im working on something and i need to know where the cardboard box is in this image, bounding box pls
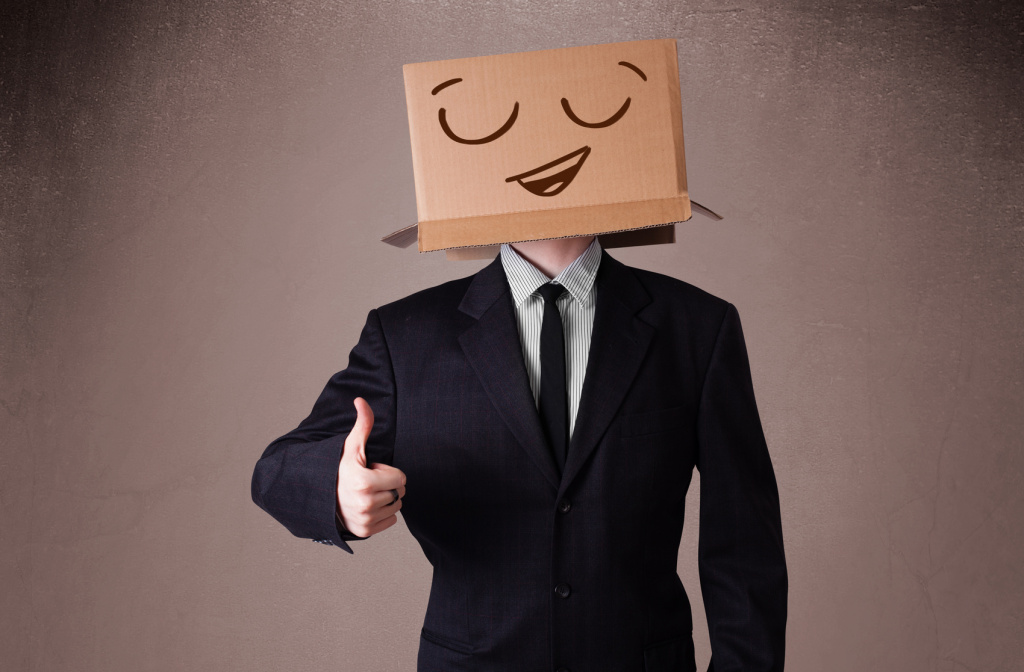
[382,38,719,259]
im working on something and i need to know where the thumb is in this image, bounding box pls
[369,462,408,487]
[342,397,374,468]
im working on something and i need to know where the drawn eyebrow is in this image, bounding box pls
[431,78,463,95]
[618,61,647,81]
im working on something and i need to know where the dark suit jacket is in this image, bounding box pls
[251,250,787,672]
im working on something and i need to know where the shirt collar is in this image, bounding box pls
[500,237,602,307]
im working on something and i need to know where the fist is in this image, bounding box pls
[336,397,407,538]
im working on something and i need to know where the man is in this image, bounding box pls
[251,233,788,672]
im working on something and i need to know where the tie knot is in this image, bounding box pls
[538,282,566,305]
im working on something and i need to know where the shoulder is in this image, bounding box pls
[607,253,732,325]
[382,274,475,312]
[370,262,485,338]
[630,264,728,309]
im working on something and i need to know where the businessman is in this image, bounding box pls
[251,233,788,672]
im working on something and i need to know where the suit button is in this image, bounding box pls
[558,499,571,513]
[554,583,571,598]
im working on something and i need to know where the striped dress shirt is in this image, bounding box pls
[499,237,602,439]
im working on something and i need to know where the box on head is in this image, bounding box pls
[382,38,721,260]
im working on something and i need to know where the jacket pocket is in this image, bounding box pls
[643,633,696,672]
[420,626,474,655]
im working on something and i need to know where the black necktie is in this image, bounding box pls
[538,282,569,473]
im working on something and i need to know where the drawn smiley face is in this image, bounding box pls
[431,60,648,197]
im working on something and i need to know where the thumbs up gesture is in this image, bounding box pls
[336,397,407,538]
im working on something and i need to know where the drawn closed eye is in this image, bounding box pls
[559,60,645,129]
[560,96,631,129]
[438,103,519,145]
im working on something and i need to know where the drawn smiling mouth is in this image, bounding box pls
[505,146,591,197]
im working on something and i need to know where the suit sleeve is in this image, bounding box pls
[695,303,788,671]
[251,308,397,554]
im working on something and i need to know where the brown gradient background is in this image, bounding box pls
[2,1,1022,670]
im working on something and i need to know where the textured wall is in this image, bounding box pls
[2,1,1022,670]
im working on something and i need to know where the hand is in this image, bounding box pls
[336,397,407,538]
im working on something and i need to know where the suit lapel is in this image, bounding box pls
[558,251,654,501]
[458,256,562,492]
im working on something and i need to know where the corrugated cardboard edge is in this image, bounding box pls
[381,223,419,248]
[689,200,723,220]
[416,195,690,251]
[402,63,430,228]
[381,199,723,255]
[444,222,678,260]
[665,39,689,198]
